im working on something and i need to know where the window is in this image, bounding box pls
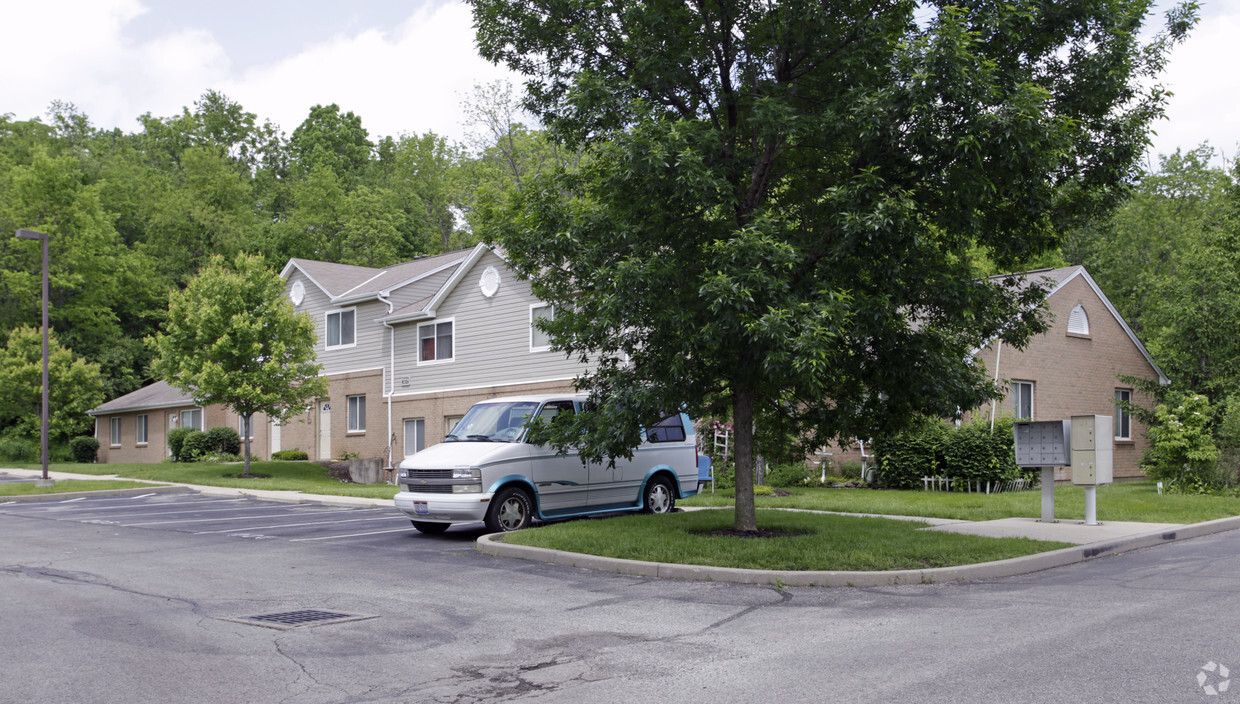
[1115,389,1133,439]
[347,395,366,433]
[404,418,425,456]
[239,415,254,440]
[1067,304,1089,335]
[326,309,356,349]
[110,417,121,446]
[531,304,555,351]
[445,415,463,436]
[179,409,202,431]
[136,414,148,445]
[647,414,687,443]
[1012,381,1034,421]
[419,320,454,363]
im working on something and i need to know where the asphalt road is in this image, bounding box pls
[2,490,1238,703]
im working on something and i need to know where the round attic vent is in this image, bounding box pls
[480,266,501,298]
[290,281,305,306]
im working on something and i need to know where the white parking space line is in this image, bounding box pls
[289,527,414,542]
[59,503,322,520]
[34,497,248,511]
[59,498,87,503]
[194,514,406,534]
[121,507,371,527]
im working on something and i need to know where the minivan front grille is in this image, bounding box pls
[405,469,453,479]
[403,484,453,493]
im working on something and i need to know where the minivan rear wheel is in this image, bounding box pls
[485,487,533,532]
[643,477,675,514]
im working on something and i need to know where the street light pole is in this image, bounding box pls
[15,229,52,486]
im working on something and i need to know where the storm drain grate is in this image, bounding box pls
[226,609,376,630]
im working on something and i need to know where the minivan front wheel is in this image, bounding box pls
[486,487,533,532]
[643,477,675,514]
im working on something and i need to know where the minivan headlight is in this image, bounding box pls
[452,467,481,480]
[452,484,483,493]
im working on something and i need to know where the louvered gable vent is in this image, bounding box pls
[1068,304,1089,335]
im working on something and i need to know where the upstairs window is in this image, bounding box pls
[531,304,555,351]
[1012,381,1034,421]
[1067,304,1089,336]
[326,309,356,349]
[419,320,454,363]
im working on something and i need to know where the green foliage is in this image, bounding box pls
[764,463,815,489]
[1141,393,1221,493]
[471,0,1191,531]
[271,449,309,461]
[1216,396,1240,487]
[150,252,328,475]
[179,430,211,462]
[166,427,195,463]
[0,436,37,462]
[839,462,864,481]
[875,417,1027,491]
[69,436,99,463]
[204,425,241,456]
[0,326,104,443]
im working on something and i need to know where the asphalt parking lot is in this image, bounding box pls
[0,489,450,545]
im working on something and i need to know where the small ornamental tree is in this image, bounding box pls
[151,253,328,476]
[0,325,104,444]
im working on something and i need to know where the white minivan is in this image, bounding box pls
[394,393,700,533]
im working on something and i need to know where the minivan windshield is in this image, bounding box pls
[443,401,541,442]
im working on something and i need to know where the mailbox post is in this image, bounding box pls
[1014,420,1071,522]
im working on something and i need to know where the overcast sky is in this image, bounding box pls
[2,0,1236,165]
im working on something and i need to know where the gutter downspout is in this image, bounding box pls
[990,341,1002,431]
[378,294,395,473]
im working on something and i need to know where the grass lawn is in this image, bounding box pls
[682,481,1240,525]
[0,479,158,496]
[504,509,1074,571]
[6,461,399,499]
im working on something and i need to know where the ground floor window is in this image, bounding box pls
[239,415,254,440]
[180,408,202,431]
[1012,381,1034,421]
[136,414,148,445]
[1115,388,1133,439]
[110,417,121,446]
[403,418,425,457]
[348,395,366,432]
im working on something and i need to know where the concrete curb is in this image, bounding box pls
[0,485,193,502]
[476,514,1240,587]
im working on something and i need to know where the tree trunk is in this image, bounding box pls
[242,412,253,477]
[733,387,758,532]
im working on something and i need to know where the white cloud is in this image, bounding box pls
[220,2,515,140]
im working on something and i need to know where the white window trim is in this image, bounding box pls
[417,318,456,366]
[1012,380,1034,420]
[404,418,426,455]
[530,303,554,352]
[1115,388,1133,440]
[136,414,148,446]
[325,307,358,351]
[180,408,204,431]
[347,394,367,433]
[110,417,122,447]
[239,415,254,440]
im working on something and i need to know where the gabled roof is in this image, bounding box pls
[378,244,501,323]
[88,380,196,416]
[280,249,472,305]
[990,265,1169,385]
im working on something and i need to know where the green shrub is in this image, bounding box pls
[765,462,814,488]
[709,460,736,490]
[875,416,1029,491]
[179,430,211,462]
[839,461,864,480]
[873,419,949,489]
[1142,394,1221,493]
[70,436,100,463]
[199,451,244,463]
[167,427,195,462]
[753,484,774,496]
[271,449,309,461]
[205,425,241,455]
[0,436,37,463]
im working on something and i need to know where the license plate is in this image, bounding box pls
[414,501,428,514]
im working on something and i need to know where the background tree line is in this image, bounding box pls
[0,84,573,451]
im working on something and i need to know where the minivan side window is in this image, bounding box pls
[647,414,686,443]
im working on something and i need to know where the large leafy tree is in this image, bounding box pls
[471,0,1196,531]
[150,253,328,475]
[0,326,104,443]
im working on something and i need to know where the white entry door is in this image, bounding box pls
[318,401,331,460]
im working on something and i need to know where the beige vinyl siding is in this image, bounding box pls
[288,271,389,376]
[392,251,590,393]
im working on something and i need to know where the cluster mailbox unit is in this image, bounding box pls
[1014,416,1112,525]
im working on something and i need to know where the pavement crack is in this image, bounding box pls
[1,564,207,615]
[699,586,793,632]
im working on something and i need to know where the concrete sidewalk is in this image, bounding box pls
[7,466,1238,587]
